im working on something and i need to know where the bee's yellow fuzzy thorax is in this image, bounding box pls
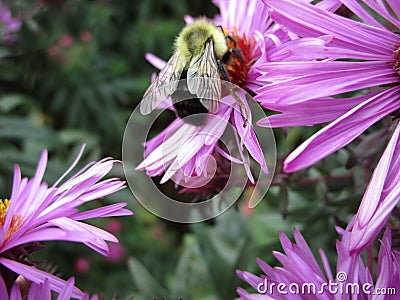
[175,19,228,68]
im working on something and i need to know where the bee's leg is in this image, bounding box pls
[217,59,230,82]
[217,60,249,128]
[225,34,237,47]
[221,48,244,64]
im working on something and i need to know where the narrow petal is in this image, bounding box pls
[284,87,400,172]
[354,123,400,228]
[0,258,83,298]
[10,283,22,300]
[388,0,400,19]
[72,203,133,220]
[258,93,372,128]
[258,61,397,104]
[56,277,75,300]
[0,277,9,300]
[145,53,166,70]
[263,0,398,54]
[52,145,86,187]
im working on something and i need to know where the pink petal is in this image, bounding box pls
[0,258,83,298]
[264,0,398,54]
[52,145,85,187]
[258,61,397,104]
[145,53,166,70]
[72,203,133,220]
[284,87,400,172]
[258,93,371,128]
[355,124,400,228]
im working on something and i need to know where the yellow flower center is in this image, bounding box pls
[0,199,10,226]
[0,199,22,241]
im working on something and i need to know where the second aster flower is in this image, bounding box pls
[0,146,132,294]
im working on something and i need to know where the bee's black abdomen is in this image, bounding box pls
[171,71,208,126]
[173,98,208,126]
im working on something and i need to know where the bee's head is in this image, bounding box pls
[175,20,228,65]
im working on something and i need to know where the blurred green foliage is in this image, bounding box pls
[0,0,373,299]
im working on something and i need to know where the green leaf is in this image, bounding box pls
[192,211,254,299]
[0,94,33,112]
[127,257,171,299]
[171,234,212,299]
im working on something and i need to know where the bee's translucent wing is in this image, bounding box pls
[187,40,221,114]
[140,51,186,115]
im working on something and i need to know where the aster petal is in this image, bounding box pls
[239,227,399,299]
[284,87,400,172]
[28,280,51,300]
[376,228,393,290]
[32,150,48,189]
[0,258,84,298]
[348,123,400,252]
[350,179,400,253]
[52,145,85,187]
[72,203,133,220]
[137,121,198,174]
[355,123,400,227]
[318,248,333,282]
[255,257,274,277]
[258,94,371,128]
[57,277,75,300]
[49,217,118,243]
[237,287,275,300]
[2,228,69,252]
[342,0,400,29]
[58,159,115,193]
[264,0,398,54]
[238,271,264,291]
[293,228,325,278]
[79,179,126,202]
[339,0,388,29]
[232,125,254,183]
[315,0,342,12]
[161,107,232,183]
[0,277,9,300]
[143,118,182,157]
[232,105,268,174]
[274,250,325,285]
[213,0,272,36]
[258,61,398,104]
[145,52,167,70]
[267,35,333,61]
[388,0,400,19]
[10,164,21,201]
[216,144,243,164]
[10,283,22,300]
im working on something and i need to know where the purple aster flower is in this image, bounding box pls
[0,275,98,299]
[345,123,400,254]
[237,227,400,299]
[137,0,340,195]
[0,145,132,293]
[0,2,22,42]
[257,0,400,174]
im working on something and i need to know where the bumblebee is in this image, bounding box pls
[140,19,248,126]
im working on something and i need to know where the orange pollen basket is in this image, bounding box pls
[222,27,259,88]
